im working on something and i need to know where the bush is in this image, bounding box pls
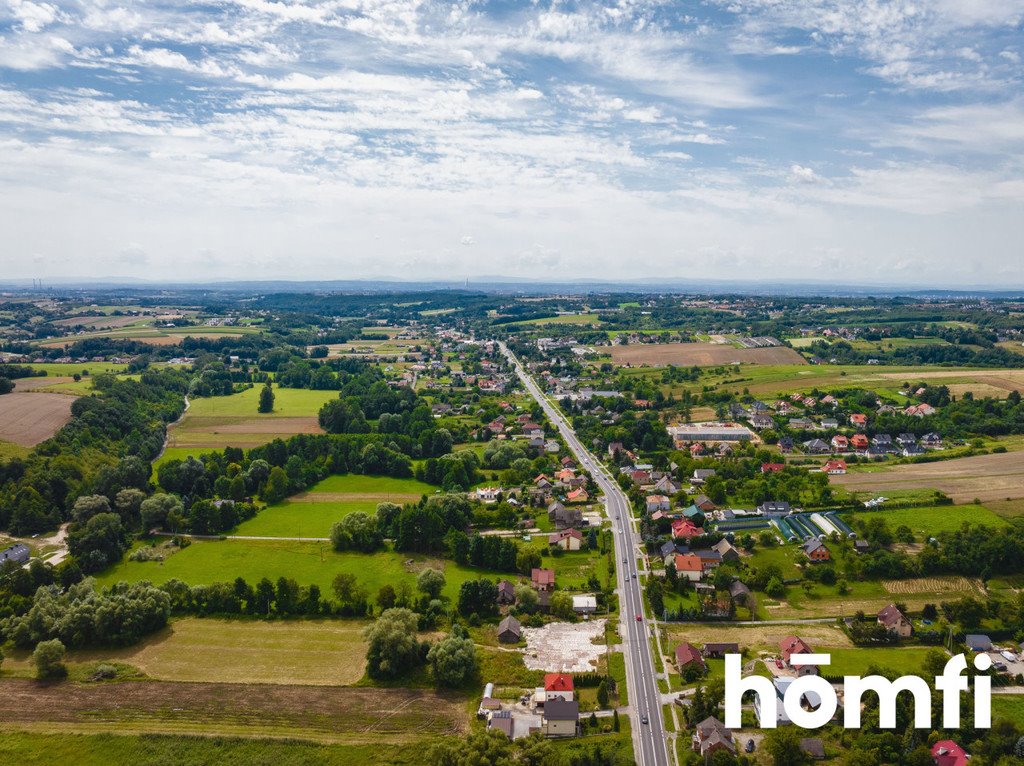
[33,639,67,680]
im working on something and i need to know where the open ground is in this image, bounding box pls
[834,453,1024,503]
[610,342,806,367]
[0,392,76,447]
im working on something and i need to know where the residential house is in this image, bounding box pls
[541,699,579,738]
[548,528,583,551]
[566,488,589,503]
[853,539,871,554]
[607,441,624,458]
[659,540,680,562]
[906,403,937,417]
[674,642,707,674]
[755,677,832,725]
[703,643,740,658]
[802,438,831,454]
[750,415,776,430]
[496,580,516,606]
[671,519,703,541]
[872,433,894,449]
[674,553,704,582]
[646,494,671,513]
[802,539,830,562]
[692,468,717,485]
[831,435,849,451]
[711,538,740,562]
[820,418,839,430]
[789,417,815,430]
[534,474,553,490]
[777,436,795,453]
[653,475,682,495]
[476,487,501,503]
[877,604,912,638]
[572,595,597,615]
[692,494,717,511]
[497,615,522,643]
[0,543,30,566]
[931,741,969,766]
[761,462,785,474]
[692,716,735,758]
[548,502,583,530]
[487,710,515,738]
[851,434,870,451]
[903,444,926,457]
[850,413,868,427]
[822,459,847,475]
[682,504,705,523]
[780,636,818,675]
[758,501,791,517]
[921,432,943,448]
[897,433,918,447]
[532,568,555,591]
[728,580,752,605]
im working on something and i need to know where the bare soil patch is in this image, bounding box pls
[883,576,982,596]
[522,620,606,673]
[51,315,144,329]
[611,343,806,367]
[169,417,322,449]
[832,450,1024,502]
[12,377,73,392]
[0,392,76,447]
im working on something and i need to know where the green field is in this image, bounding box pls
[0,439,30,461]
[185,385,339,418]
[823,646,935,676]
[994,695,1024,725]
[849,504,1007,538]
[24,362,129,376]
[305,474,436,496]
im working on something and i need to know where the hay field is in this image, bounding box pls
[834,452,1024,502]
[610,342,806,367]
[0,392,76,446]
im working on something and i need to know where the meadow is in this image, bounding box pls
[848,503,1008,537]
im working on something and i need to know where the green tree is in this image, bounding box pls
[417,568,446,599]
[763,726,809,766]
[427,627,477,687]
[262,466,289,503]
[428,729,516,766]
[364,608,422,680]
[140,493,183,532]
[597,678,610,707]
[32,639,67,680]
[258,382,275,413]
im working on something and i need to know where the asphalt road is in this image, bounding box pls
[500,343,671,766]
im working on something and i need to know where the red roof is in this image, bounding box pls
[823,459,847,473]
[931,741,968,766]
[544,673,574,692]
[531,568,555,586]
[761,462,785,473]
[671,519,702,540]
[851,434,869,447]
[780,636,812,663]
[674,553,703,572]
[850,414,867,424]
[674,642,706,669]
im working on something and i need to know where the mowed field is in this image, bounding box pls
[235,474,435,537]
[166,385,337,452]
[0,392,76,447]
[3,617,369,686]
[0,679,467,745]
[610,342,806,367]
[834,452,1024,503]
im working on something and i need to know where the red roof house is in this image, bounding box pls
[931,741,968,766]
[544,673,575,693]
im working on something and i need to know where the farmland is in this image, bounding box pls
[834,453,1024,503]
[610,342,806,367]
[848,504,1008,536]
[0,392,76,447]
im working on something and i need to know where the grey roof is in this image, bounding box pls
[544,699,579,721]
[965,634,992,650]
[498,615,521,636]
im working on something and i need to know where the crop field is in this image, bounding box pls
[610,342,806,367]
[96,539,506,604]
[235,475,434,537]
[882,576,983,597]
[834,454,1024,503]
[166,385,336,451]
[51,315,148,329]
[0,392,76,447]
[0,679,468,745]
[849,504,1007,536]
[663,623,853,651]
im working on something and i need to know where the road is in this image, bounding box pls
[500,343,671,766]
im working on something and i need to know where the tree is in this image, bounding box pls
[427,628,477,687]
[377,584,397,610]
[763,726,809,766]
[428,729,516,766]
[67,513,129,573]
[258,382,275,413]
[140,493,183,532]
[262,466,289,503]
[71,494,112,523]
[330,512,382,553]
[332,573,368,613]
[549,592,575,620]
[613,709,620,731]
[457,579,498,617]
[417,568,446,599]
[514,584,539,613]
[597,678,610,707]
[33,639,67,680]
[364,608,422,680]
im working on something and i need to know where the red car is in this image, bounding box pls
[635,614,643,622]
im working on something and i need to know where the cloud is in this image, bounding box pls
[789,164,824,184]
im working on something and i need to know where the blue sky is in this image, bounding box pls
[1,0,1022,285]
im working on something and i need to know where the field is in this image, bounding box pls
[834,453,1024,503]
[0,439,31,460]
[0,679,467,745]
[51,315,148,329]
[3,617,369,686]
[663,622,853,651]
[234,474,435,537]
[0,392,76,447]
[882,576,984,597]
[165,385,337,452]
[610,342,806,367]
[848,504,1008,536]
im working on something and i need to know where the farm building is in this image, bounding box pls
[0,543,30,566]
[497,615,522,643]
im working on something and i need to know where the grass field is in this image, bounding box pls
[610,343,806,367]
[834,453,1024,503]
[23,362,129,376]
[663,622,853,652]
[2,617,369,686]
[994,695,1024,725]
[848,504,1008,537]
[0,733,432,766]
[0,439,31,460]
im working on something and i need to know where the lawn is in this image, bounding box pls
[96,539,511,605]
[2,617,369,686]
[823,647,935,676]
[993,695,1024,725]
[848,504,1007,538]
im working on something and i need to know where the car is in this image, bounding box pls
[623,557,627,563]
[745,739,755,753]
[635,614,642,622]
[641,714,648,725]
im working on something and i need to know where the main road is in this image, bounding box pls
[500,343,672,766]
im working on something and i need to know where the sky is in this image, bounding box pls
[0,0,1022,287]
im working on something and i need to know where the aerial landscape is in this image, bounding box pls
[2,1,1024,765]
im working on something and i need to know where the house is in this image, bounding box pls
[487,710,514,738]
[674,553,704,582]
[789,417,815,430]
[566,488,589,503]
[0,543,30,566]
[831,435,849,451]
[692,716,735,757]
[758,501,791,517]
[497,580,517,605]
[659,540,680,560]
[646,494,671,513]
[476,487,501,503]
[653,475,682,495]
[761,462,785,474]
[692,494,717,511]
[802,438,831,454]
[903,444,925,456]
[877,604,913,638]
[897,432,918,446]
[728,580,752,604]
[931,740,969,766]
[850,413,868,426]
[851,433,869,451]
[607,441,624,458]
[703,643,740,658]
[750,414,776,430]
[682,504,705,522]
[965,634,992,652]
[541,699,579,737]
[671,519,703,541]
[532,568,555,591]
[534,474,553,489]
[777,436,795,452]
[712,538,740,562]
[820,418,839,430]
[802,539,830,562]
[497,615,522,643]
[822,459,847,475]
[872,433,893,448]
[922,432,943,448]
[780,636,813,666]
[755,677,833,725]
[548,528,583,551]
[630,469,652,485]
[674,642,707,674]
[906,403,937,417]
[853,539,871,554]
[572,595,597,615]
[548,502,583,530]
[692,468,717,485]
[800,738,826,759]
[543,673,574,702]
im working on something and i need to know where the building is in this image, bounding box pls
[965,634,992,652]
[0,543,30,566]
[691,716,735,757]
[566,488,589,503]
[755,677,835,726]
[703,642,740,658]
[803,438,831,454]
[497,615,522,643]
[761,462,785,474]
[496,580,516,605]
[757,501,791,517]
[674,642,707,674]
[572,595,597,615]
[532,568,555,591]
[931,740,969,766]
[671,519,703,541]
[822,459,847,475]
[548,528,583,551]
[831,435,849,451]
[548,502,582,530]
[542,673,575,702]
[850,413,868,426]
[667,422,753,445]
[646,494,671,513]
[877,604,913,638]
[780,636,818,675]
[476,487,501,503]
[728,580,752,605]
[674,553,704,582]
[802,539,830,562]
[692,468,717,485]
[711,538,740,562]
[541,699,579,737]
